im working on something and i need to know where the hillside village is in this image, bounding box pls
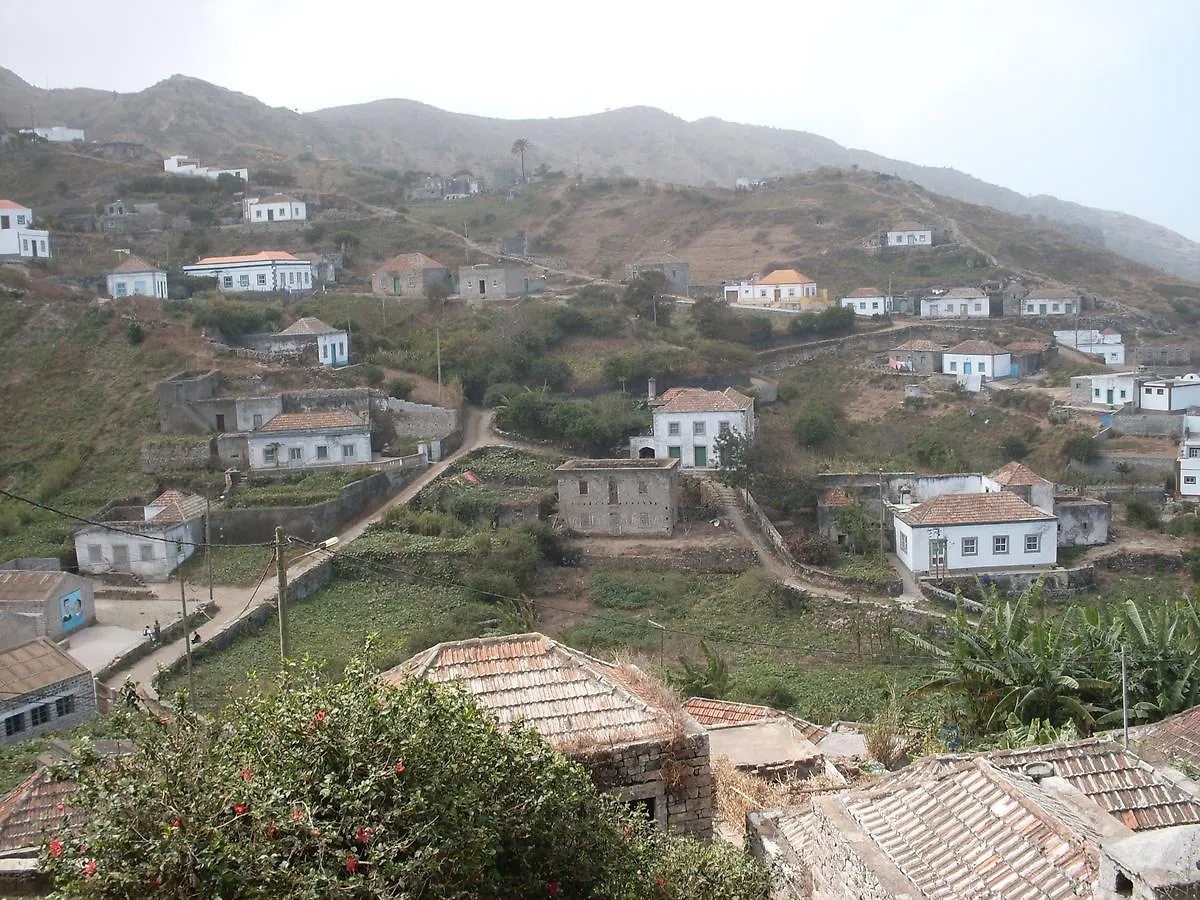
[4,109,1200,897]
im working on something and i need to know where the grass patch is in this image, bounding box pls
[223,469,375,509]
[176,544,276,587]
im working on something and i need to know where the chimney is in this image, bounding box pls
[648,377,657,400]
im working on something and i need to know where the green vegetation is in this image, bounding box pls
[175,544,275,587]
[221,469,374,509]
[55,658,769,898]
[494,390,651,455]
[190,299,283,340]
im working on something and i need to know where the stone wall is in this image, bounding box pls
[1094,551,1181,574]
[0,558,60,571]
[1110,410,1187,438]
[924,565,1096,600]
[581,732,712,841]
[756,323,977,374]
[807,799,903,900]
[383,398,460,439]
[0,671,96,747]
[140,437,214,473]
[95,601,217,683]
[1056,498,1111,546]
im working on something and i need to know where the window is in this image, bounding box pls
[408,276,417,287]
[693,421,706,436]
[16,214,26,225]
[578,480,589,495]
[87,544,102,563]
[139,544,155,562]
[949,361,958,372]
[56,695,75,717]
[113,545,129,566]
[637,480,648,494]
[1120,390,1127,399]
[257,273,267,285]
[1025,534,1041,553]
[1027,304,1036,313]
[31,704,52,727]
[719,421,731,434]
[962,537,978,556]
[255,209,263,219]
[608,478,618,504]
[667,421,680,436]
[979,361,987,373]
[342,444,356,458]
[289,447,302,461]
[993,535,1009,554]
[264,446,278,463]
[974,303,982,312]
[239,274,249,287]
[639,512,651,527]
[1185,476,1198,485]
[668,446,681,460]
[5,713,25,737]
[0,215,7,228]
[1190,448,1200,458]
[897,531,908,553]
[580,514,595,528]
[253,414,263,428]
[872,301,879,310]
[316,445,329,460]
[1094,388,1102,398]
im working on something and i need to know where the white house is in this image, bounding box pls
[74,490,206,581]
[106,254,168,299]
[839,287,893,316]
[182,251,313,293]
[1054,328,1125,365]
[886,223,933,248]
[22,125,85,142]
[630,387,755,469]
[920,288,989,318]
[1178,415,1200,498]
[277,317,350,366]
[893,492,1058,576]
[1021,288,1079,316]
[0,199,51,259]
[724,269,826,311]
[163,155,248,181]
[1140,374,1200,413]
[1085,372,1146,407]
[246,411,372,470]
[942,340,1012,383]
[243,194,307,223]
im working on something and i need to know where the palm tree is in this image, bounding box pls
[511,139,531,183]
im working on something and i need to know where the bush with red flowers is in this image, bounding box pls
[41,654,769,898]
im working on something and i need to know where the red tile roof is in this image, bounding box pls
[1008,341,1050,352]
[0,199,30,210]
[259,411,363,432]
[896,492,1054,527]
[109,254,162,274]
[683,697,827,742]
[377,252,445,272]
[892,340,945,352]
[146,490,206,524]
[387,633,688,749]
[0,769,82,853]
[947,339,1009,356]
[846,287,886,298]
[990,461,1052,487]
[192,251,301,265]
[757,268,813,286]
[1133,705,1200,774]
[658,387,753,414]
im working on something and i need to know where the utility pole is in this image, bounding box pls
[436,326,443,403]
[179,576,194,699]
[1121,644,1129,748]
[205,492,214,611]
[878,468,886,560]
[648,620,665,669]
[275,527,290,662]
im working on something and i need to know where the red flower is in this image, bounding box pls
[657,877,665,887]
[344,855,358,873]
[234,804,247,815]
[268,821,278,838]
[55,804,65,812]
[394,760,406,775]
[292,809,304,821]
[355,827,372,843]
[84,859,97,878]
[548,882,559,896]
[171,818,182,828]
[48,840,63,858]
[241,768,252,782]
[311,827,321,837]
[314,710,327,722]
[150,877,161,887]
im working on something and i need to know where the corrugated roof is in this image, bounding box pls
[846,287,886,298]
[940,287,988,300]
[109,254,161,274]
[192,251,302,265]
[0,638,88,696]
[948,339,1009,355]
[892,340,945,352]
[896,492,1055,527]
[683,697,827,743]
[0,768,82,853]
[757,268,813,286]
[658,387,753,414]
[278,317,339,336]
[989,739,1200,831]
[838,757,1099,898]
[0,572,77,604]
[990,461,1052,487]
[385,633,685,749]
[146,490,206,524]
[377,252,445,272]
[259,411,363,432]
[0,199,30,210]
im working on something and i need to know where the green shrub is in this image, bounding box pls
[1063,434,1100,463]
[465,569,522,603]
[125,321,144,345]
[794,404,838,447]
[362,363,384,385]
[1000,434,1030,460]
[387,377,414,399]
[1125,497,1161,530]
[590,574,662,610]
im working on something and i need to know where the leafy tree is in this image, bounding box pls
[1063,433,1100,463]
[511,138,531,183]
[44,656,769,898]
[623,272,672,325]
[793,403,838,447]
[387,378,414,400]
[1000,434,1030,461]
[835,503,881,556]
[714,427,750,488]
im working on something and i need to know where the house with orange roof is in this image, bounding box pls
[724,268,827,311]
[371,252,451,298]
[73,490,207,580]
[839,287,893,316]
[106,254,167,299]
[245,410,371,471]
[0,198,50,260]
[182,251,312,294]
[630,386,755,469]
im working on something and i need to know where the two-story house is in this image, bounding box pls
[630,387,755,469]
[556,458,679,536]
[1178,414,1200,499]
[0,199,51,260]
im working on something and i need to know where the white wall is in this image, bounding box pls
[246,428,372,470]
[1088,374,1139,406]
[894,518,1058,575]
[31,126,85,142]
[942,352,1012,379]
[889,474,988,503]
[108,270,168,298]
[75,522,198,581]
[1180,451,1200,497]
[1142,380,1200,412]
[317,332,350,366]
[644,408,753,469]
[887,230,932,247]
[921,296,989,318]
[245,198,308,222]
[840,296,891,316]
[1022,297,1076,316]
[183,260,312,292]
[164,156,248,181]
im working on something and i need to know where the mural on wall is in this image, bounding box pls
[59,590,85,632]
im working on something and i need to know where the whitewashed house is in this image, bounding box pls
[1084,372,1147,407]
[183,251,313,293]
[276,318,349,366]
[920,288,989,318]
[106,255,168,299]
[725,269,826,311]
[0,199,51,260]
[886,222,932,248]
[74,490,206,581]
[893,492,1057,576]
[1178,415,1200,499]
[630,387,755,469]
[839,287,893,316]
[246,411,372,471]
[243,194,307,223]
[1021,288,1079,316]
[1054,328,1125,365]
[22,125,85,142]
[942,340,1012,384]
[163,155,248,181]
[1140,374,1200,412]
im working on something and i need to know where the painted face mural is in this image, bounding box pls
[60,590,85,632]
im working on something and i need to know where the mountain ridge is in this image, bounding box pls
[1,65,1198,281]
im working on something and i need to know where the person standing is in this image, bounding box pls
[153,620,162,643]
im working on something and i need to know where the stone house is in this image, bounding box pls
[385,633,713,839]
[0,638,96,746]
[1006,340,1053,377]
[630,387,755,470]
[1021,287,1080,316]
[887,339,945,374]
[626,254,691,296]
[457,263,540,301]
[556,458,679,536]
[920,287,989,318]
[245,411,371,471]
[106,254,168,299]
[372,253,450,298]
[749,737,1200,900]
[74,490,206,581]
[245,317,349,367]
[0,571,95,651]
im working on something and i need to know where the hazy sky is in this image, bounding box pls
[3,0,1198,240]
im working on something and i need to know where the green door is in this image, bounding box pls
[668,446,681,460]
[694,445,707,467]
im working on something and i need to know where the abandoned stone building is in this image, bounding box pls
[384,633,713,840]
[555,458,679,536]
